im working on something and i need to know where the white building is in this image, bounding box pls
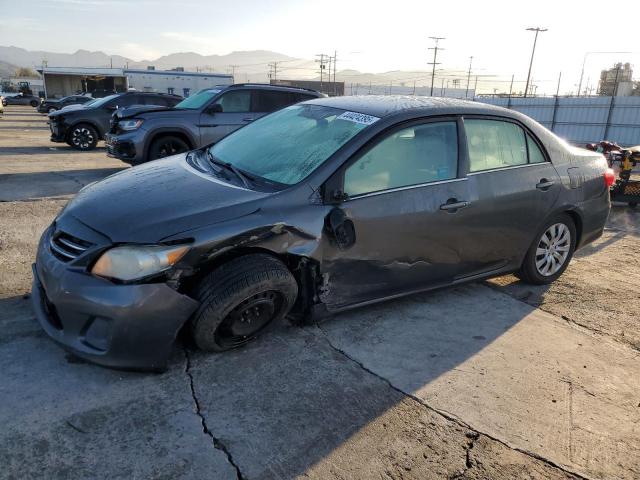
[37,66,234,99]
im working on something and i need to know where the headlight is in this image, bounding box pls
[91,245,189,281]
[118,119,144,131]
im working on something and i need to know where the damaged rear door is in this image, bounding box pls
[320,117,477,309]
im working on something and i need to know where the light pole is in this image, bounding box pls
[465,56,473,98]
[524,27,547,98]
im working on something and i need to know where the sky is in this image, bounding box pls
[1,0,639,94]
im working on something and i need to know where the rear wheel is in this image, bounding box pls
[68,124,98,150]
[148,135,189,161]
[190,254,298,352]
[30,100,38,107]
[518,213,576,285]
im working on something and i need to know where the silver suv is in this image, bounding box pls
[105,84,323,164]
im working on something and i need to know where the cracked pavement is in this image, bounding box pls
[1,106,639,479]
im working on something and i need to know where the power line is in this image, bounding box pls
[428,37,445,96]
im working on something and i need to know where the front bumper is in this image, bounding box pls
[31,230,199,370]
[49,121,67,142]
[105,132,143,163]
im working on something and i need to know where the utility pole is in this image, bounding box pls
[315,54,328,92]
[556,71,562,96]
[508,74,514,97]
[524,27,547,98]
[428,36,445,96]
[465,56,473,98]
[473,75,478,99]
[228,64,239,80]
[333,50,337,95]
[267,62,279,82]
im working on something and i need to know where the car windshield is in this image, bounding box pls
[86,94,119,108]
[208,104,375,185]
[175,89,222,109]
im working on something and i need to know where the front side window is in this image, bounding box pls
[214,90,251,113]
[209,104,372,185]
[344,122,458,197]
[465,119,527,172]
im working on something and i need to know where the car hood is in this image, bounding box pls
[60,154,271,243]
[115,105,176,119]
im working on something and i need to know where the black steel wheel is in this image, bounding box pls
[148,135,189,161]
[190,254,298,352]
[48,107,57,114]
[30,100,38,107]
[68,124,98,150]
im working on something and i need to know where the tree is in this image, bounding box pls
[14,67,38,78]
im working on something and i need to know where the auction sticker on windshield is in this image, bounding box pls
[337,111,380,125]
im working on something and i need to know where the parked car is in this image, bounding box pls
[0,96,3,115]
[38,95,93,114]
[32,96,612,370]
[2,92,40,107]
[48,92,182,150]
[105,84,323,164]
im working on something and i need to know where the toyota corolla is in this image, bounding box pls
[32,96,612,370]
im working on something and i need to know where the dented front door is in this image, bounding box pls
[320,179,476,309]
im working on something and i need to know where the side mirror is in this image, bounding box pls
[207,103,223,114]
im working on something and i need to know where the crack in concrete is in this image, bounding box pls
[183,347,245,480]
[314,322,592,480]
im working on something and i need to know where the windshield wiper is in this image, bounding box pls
[206,150,253,189]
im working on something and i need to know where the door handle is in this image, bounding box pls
[536,179,555,191]
[243,117,254,122]
[440,200,470,212]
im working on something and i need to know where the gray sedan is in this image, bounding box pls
[32,96,612,369]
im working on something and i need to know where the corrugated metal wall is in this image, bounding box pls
[477,96,640,146]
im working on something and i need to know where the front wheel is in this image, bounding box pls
[68,124,98,150]
[48,107,57,114]
[30,100,38,107]
[148,135,189,161]
[190,254,298,352]
[518,213,576,285]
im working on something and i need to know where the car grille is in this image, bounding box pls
[49,231,94,262]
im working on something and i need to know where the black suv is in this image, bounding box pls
[38,95,93,114]
[105,84,323,164]
[48,92,182,151]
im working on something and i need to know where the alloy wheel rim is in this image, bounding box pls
[72,128,94,149]
[535,223,571,276]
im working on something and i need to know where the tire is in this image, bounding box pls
[190,254,298,352]
[30,100,38,107]
[48,107,57,114]
[148,135,189,161]
[68,124,98,150]
[518,213,576,285]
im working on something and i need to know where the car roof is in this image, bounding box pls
[227,83,322,96]
[304,95,513,119]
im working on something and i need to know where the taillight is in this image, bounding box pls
[604,168,616,187]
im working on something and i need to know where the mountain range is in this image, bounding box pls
[0,45,475,90]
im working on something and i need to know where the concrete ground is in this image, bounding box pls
[1,105,638,480]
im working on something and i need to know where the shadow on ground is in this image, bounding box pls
[0,168,126,201]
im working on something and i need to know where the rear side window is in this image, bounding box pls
[465,119,527,172]
[253,91,295,113]
[344,121,458,197]
[527,133,546,163]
